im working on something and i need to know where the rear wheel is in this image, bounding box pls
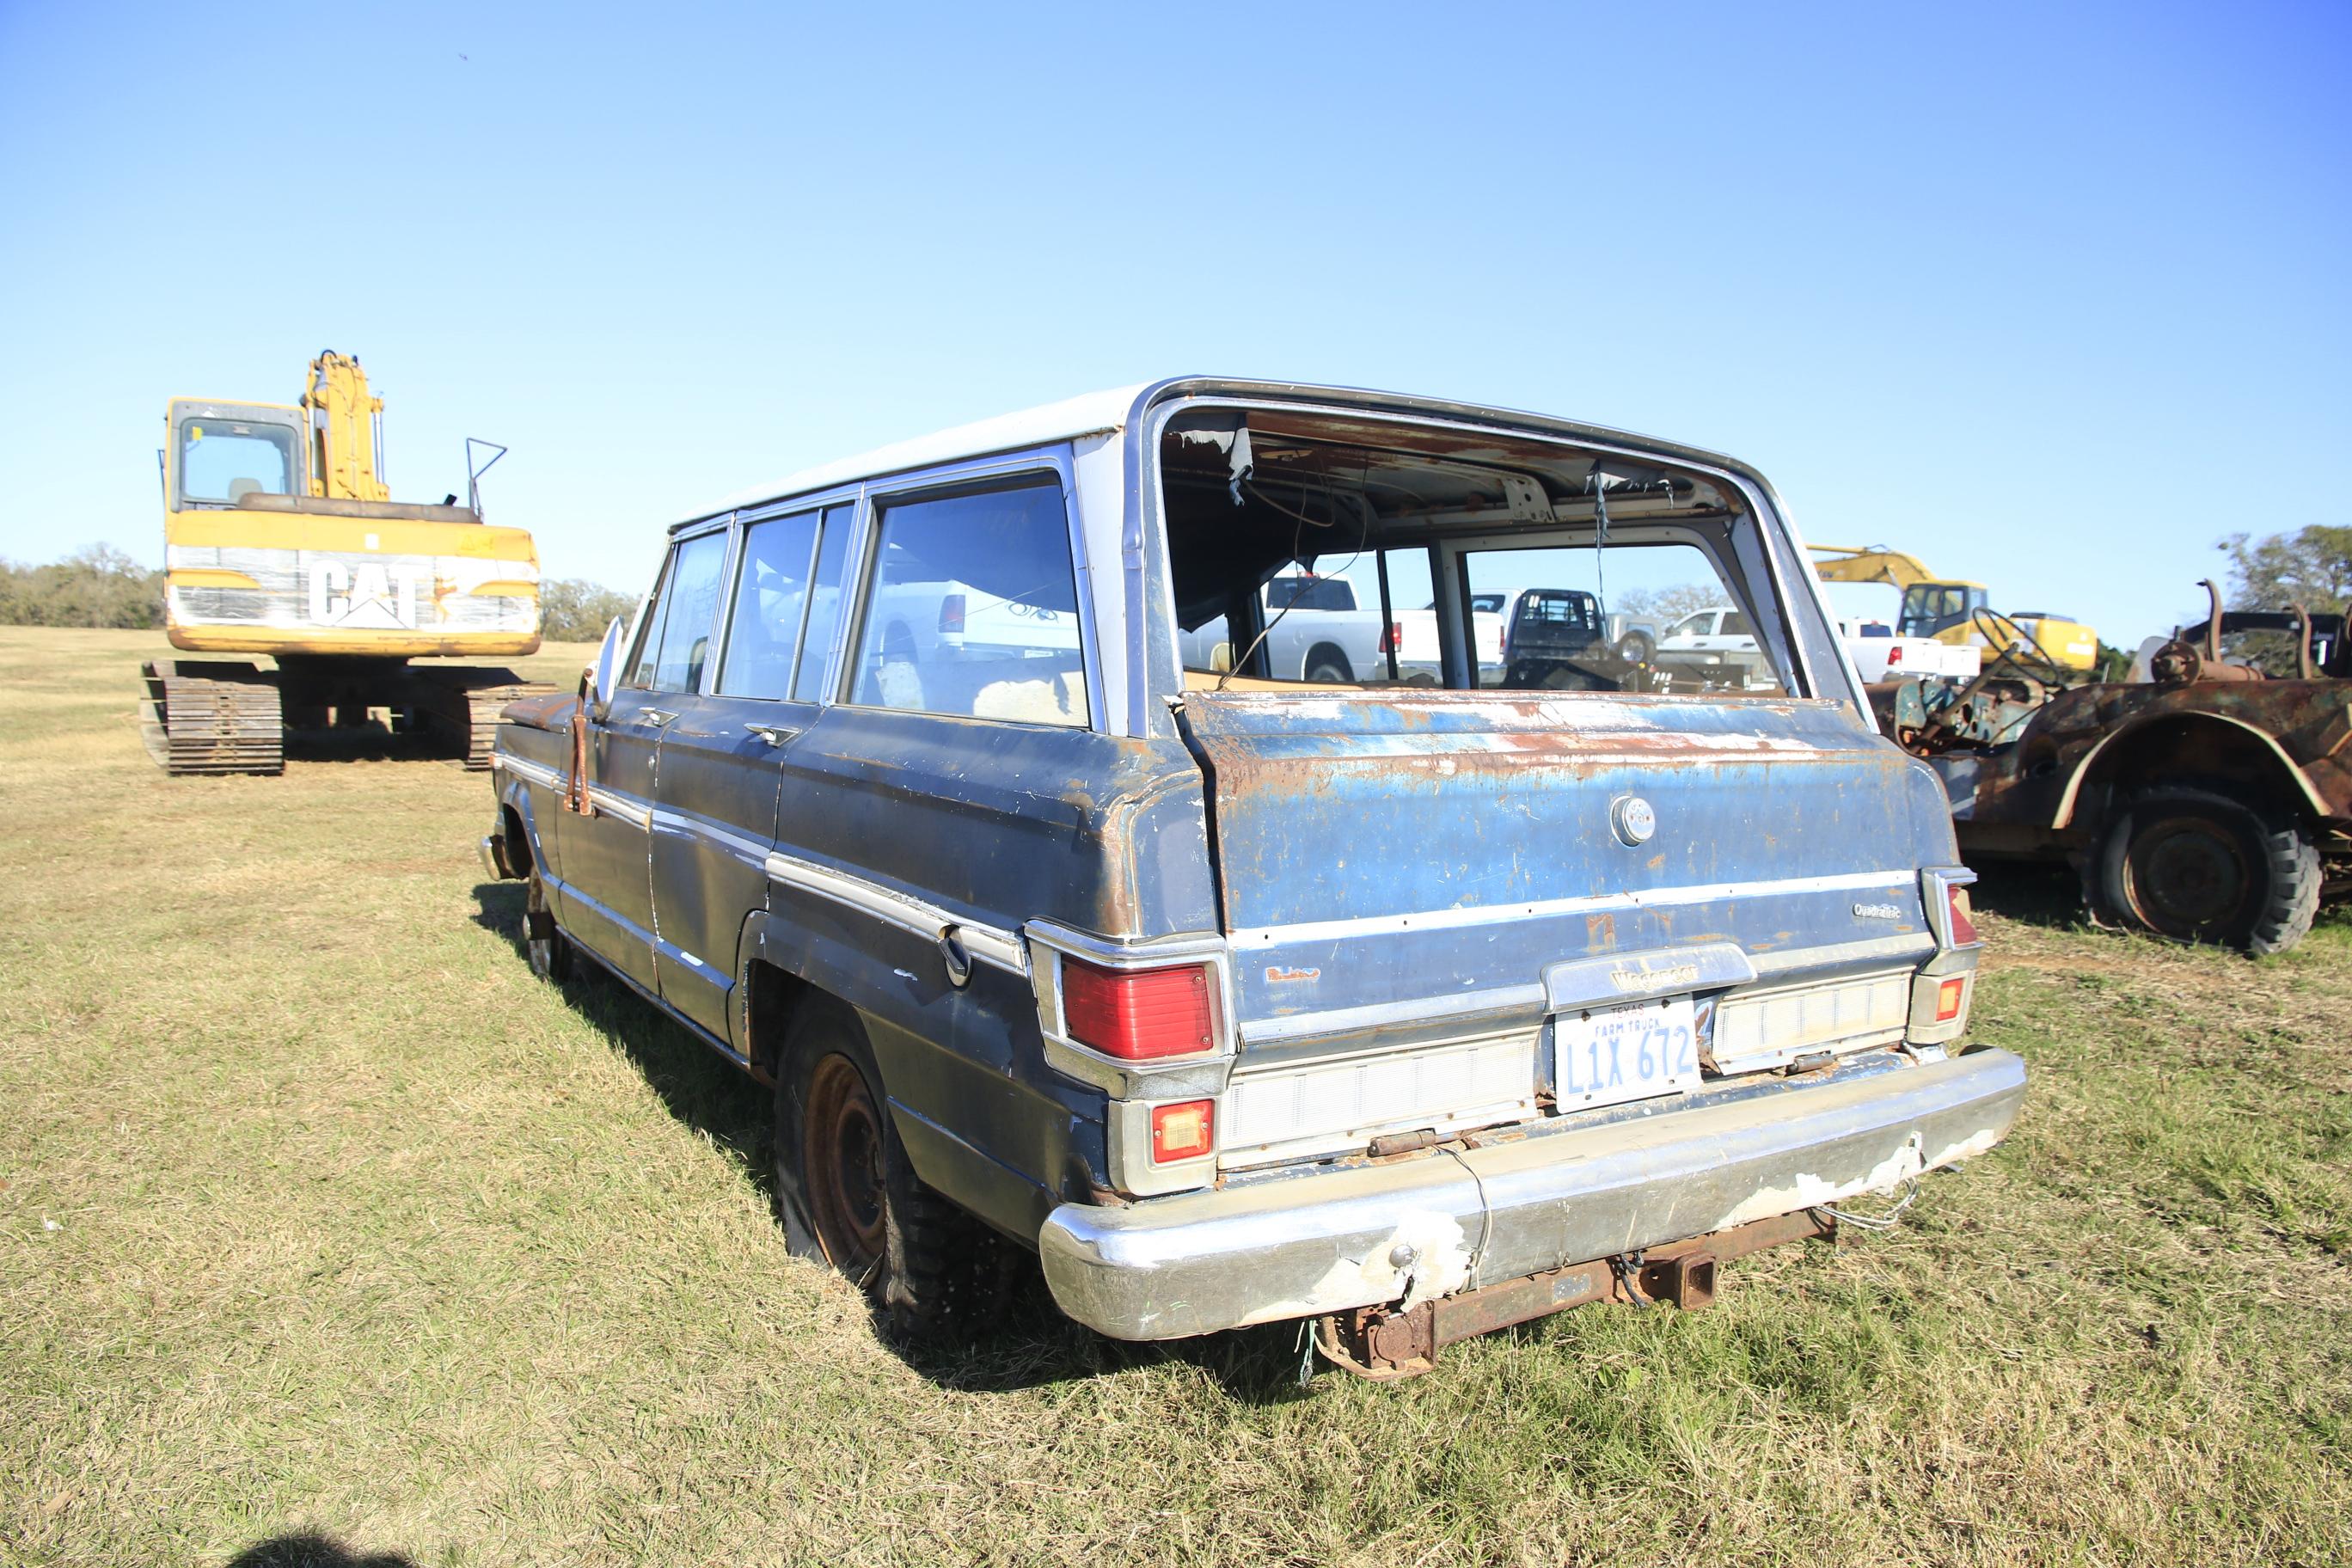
[1303,646,1353,683]
[1616,629,1656,665]
[775,1002,1002,1335]
[803,1052,890,1276]
[2093,787,2319,954]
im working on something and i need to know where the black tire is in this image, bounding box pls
[1303,646,1353,683]
[773,1001,1001,1336]
[2092,787,2320,955]
[1616,629,1656,665]
[524,868,571,982]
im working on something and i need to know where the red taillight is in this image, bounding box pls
[1886,645,1904,665]
[1935,977,1966,1022]
[1946,884,1979,946]
[1378,620,1402,654]
[938,593,966,634]
[1150,1099,1215,1162]
[1062,959,1215,1060]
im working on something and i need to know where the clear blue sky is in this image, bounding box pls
[3,2,2344,646]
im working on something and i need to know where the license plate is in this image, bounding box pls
[1553,995,1699,1110]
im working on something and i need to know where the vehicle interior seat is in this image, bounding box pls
[1180,668,1363,692]
[868,651,1090,725]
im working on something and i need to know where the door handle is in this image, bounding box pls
[744,722,799,748]
[640,708,678,727]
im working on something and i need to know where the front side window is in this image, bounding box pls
[631,530,730,693]
[179,417,298,504]
[715,510,820,699]
[849,476,1087,726]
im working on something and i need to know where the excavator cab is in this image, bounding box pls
[169,402,307,508]
[1896,582,1989,640]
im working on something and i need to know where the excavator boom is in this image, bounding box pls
[303,350,390,503]
[1808,544,1950,591]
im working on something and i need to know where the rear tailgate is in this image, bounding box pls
[1177,689,1955,1129]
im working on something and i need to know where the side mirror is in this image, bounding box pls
[591,616,628,713]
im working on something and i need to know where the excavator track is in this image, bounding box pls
[138,661,285,776]
[411,667,558,770]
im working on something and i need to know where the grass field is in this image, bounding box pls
[3,625,2348,1568]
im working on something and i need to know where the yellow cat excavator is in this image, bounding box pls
[1810,544,2100,676]
[144,352,549,774]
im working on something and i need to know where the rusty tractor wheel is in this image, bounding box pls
[2094,787,2320,955]
[775,1003,1003,1337]
[524,869,572,983]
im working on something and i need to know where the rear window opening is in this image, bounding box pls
[1158,407,1830,699]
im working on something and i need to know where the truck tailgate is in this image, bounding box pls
[1176,690,1954,1050]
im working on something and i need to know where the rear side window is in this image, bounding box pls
[716,510,820,699]
[848,475,1088,727]
[1265,576,1355,612]
[631,530,730,693]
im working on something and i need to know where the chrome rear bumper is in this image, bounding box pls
[1038,1047,2025,1341]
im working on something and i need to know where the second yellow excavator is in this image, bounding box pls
[1810,545,2100,675]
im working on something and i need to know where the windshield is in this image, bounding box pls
[178,415,299,505]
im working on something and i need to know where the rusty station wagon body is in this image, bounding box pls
[481,377,2025,1374]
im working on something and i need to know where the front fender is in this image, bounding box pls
[2051,709,2330,829]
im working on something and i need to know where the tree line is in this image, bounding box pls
[2218,524,2352,674]
[6,526,2345,660]
[0,543,634,643]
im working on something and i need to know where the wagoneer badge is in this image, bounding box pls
[1611,795,1657,847]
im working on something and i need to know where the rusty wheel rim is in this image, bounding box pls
[804,1053,887,1275]
[525,878,561,980]
[2124,815,2249,936]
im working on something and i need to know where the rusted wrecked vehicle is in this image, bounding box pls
[1878,595,2351,954]
[480,377,2024,1376]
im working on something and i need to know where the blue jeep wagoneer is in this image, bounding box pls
[481,377,2024,1375]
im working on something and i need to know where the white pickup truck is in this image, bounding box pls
[1178,574,1391,683]
[1837,618,1982,682]
[1393,594,1505,682]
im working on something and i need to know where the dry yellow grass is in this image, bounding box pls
[2,626,2346,1567]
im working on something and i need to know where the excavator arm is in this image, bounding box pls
[1808,544,1940,590]
[302,351,390,503]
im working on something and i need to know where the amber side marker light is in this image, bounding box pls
[1935,977,1967,1023]
[1151,1099,1216,1163]
[1062,959,1216,1061]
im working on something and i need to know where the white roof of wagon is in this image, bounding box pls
[703,382,1150,519]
